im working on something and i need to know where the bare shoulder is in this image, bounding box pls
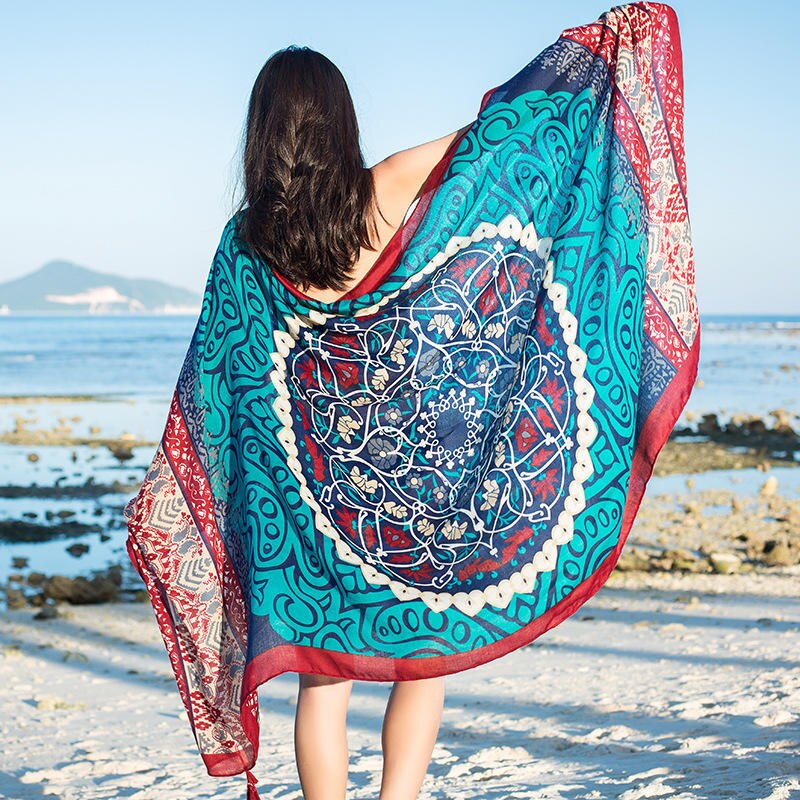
[371,124,471,200]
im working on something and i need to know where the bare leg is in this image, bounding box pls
[294,673,353,800]
[379,676,445,800]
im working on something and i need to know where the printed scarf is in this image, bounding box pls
[124,3,699,796]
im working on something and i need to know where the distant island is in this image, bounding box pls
[0,260,201,314]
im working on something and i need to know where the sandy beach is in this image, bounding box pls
[1,567,798,799]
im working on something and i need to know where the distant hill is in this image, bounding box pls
[0,260,201,314]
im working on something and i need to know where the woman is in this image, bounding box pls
[233,46,460,800]
[124,6,697,799]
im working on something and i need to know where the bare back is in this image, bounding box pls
[298,125,469,303]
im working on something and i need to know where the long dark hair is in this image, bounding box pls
[232,46,382,293]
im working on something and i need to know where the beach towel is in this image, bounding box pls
[123,3,699,797]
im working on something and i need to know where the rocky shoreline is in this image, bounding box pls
[2,563,147,616]
[0,405,798,614]
[616,475,800,574]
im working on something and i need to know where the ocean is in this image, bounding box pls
[1,314,798,435]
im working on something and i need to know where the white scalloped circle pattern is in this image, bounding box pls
[268,215,598,617]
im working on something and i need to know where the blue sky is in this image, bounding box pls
[1,1,797,313]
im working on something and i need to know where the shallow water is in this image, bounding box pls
[646,464,800,498]
[0,395,169,442]
[1,313,799,425]
[688,316,800,422]
[0,442,153,584]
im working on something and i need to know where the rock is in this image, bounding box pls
[65,543,90,558]
[26,571,46,587]
[663,548,705,572]
[775,507,800,530]
[35,696,86,711]
[769,408,798,435]
[33,603,61,620]
[761,540,796,567]
[737,531,764,552]
[11,556,29,569]
[6,517,101,539]
[2,586,28,609]
[698,413,721,435]
[760,476,779,498]
[708,551,741,574]
[108,444,134,463]
[106,564,123,587]
[745,418,768,436]
[649,555,674,572]
[42,575,75,600]
[615,549,651,572]
[42,573,119,604]
[84,578,120,603]
[27,452,39,463]
[660,622,687,632]
[61,649,89,663]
